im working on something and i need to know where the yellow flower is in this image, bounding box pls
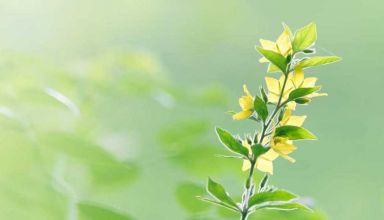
[255,149,279,175]
[233,85,254,120]
[269,109,307,163]
[291,67,328,99]
[241,137,290,175]
[280,109,306,127]
[241,139,278,175]
[270,136,296,163]
[259,27,292,72]
[241,111,305,174]
[264,68,327,110]
[265,74,296,110]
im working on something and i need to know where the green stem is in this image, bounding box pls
[259,52,297,144]
[239,61,293,219]
[259,72,289,144]
[241,212,248,220]
[241,160,255,215]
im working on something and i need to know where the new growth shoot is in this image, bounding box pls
[199,22,340,220]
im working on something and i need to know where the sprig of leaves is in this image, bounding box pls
[202,22,340,220]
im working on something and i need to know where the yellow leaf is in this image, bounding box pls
[276,29,292,56]
[260,39,278,52]
[293,67,304,87]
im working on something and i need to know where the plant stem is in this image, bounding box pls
[241,160,255,218]
[241,212,248,220]
[259,72,289,145]
[239,65,292,219]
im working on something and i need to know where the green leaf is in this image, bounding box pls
[253,132,259,144]
[286,54,293,64]
[256,47,287,72]
[40,133,139,188]
[295,97,311,104]
[303,49,316,54]
[288,87,320,101]
[207,178,238,209]
[226,111,237,115]
[248,190,297,207]
[293,22,317,52]
[215,127,249,157]
[254,96,268,121]
[251,144,269,160]
[274,125,317,140]
[78,202,133,220]
[278,108,285,122]
[260,87,268,103]
[198,197,239,213]
[258,174,269,192]
[257,202,311,211]
[297,56,341,69]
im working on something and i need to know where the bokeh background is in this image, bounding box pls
[0,0,382,219]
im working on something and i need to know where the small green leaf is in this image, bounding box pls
[260,87,268,103]
[215,127,249,157]
[295,97,311,104]
[288,87,320,101]
[207,178,238,209]
[257,202,311,211]
[256,47,287,72]
[251,144,269,160]
[293,22,317,52]
[215,155,244,159]
[258,174,269,192]
[274,125,317,140]
[248,190,297,207]
[303,48,316,54]
[253,132,259,144]
[297,56,341,69]
[226,111,236,115]
[286,54,292,64]
[198,197,239,213]
[254,96,268,122]
[278,108,285,122]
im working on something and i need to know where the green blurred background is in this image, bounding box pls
[0,0,382,219]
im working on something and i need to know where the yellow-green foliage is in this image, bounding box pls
[201,23,340,220]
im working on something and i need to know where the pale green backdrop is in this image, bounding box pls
[0,0,382,220]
